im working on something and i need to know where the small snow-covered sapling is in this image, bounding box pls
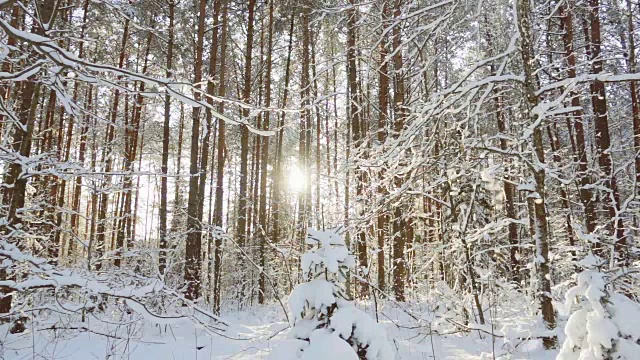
[269,228,394,360]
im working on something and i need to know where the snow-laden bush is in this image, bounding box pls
[558,255,640,360]
[269,229,393,360]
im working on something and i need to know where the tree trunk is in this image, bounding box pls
[310,31,322,228]
[516,0,556,348]
[560,2,597,238]
[184,0,207,301]
[198,0,222,246]
[586,0,626,261]
[376,1,390,292]
[296,0,312,255]
[235,0,256,305]
[212,0,229,313]
[0,3,19,141]
[70,85,92,257]
[483,15,521,284]
[271,10,295,248]
[171,103,185,234]
[66,0,91,259]
[159,0,175,275]
[391,0,407,302]
[257,0,274,305]
[197,0,222,297]
[624,0,640,240]
[347,0,368,299]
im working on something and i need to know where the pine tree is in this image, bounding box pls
[558,254,640,360]
[270,229,393,360]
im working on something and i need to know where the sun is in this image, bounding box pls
[288,164,306,192]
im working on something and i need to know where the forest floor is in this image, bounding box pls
[1,298,558,359]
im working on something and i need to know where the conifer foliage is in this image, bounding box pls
[558,255,640,360]
[270,229,393,360]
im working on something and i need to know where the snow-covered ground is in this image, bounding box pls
[1,301,557,359]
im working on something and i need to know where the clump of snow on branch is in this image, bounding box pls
[270,228,393,360]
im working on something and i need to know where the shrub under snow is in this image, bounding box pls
[269,228,394,360]
[558,255,640,360]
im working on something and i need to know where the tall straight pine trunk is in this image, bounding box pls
[586,0,627,260]
[184,0,207,301]
[235,0,256,304]
[159,0,175,275]
[257,0,275,305]
[212,0,229,313]
[376,1,390,291]
[346,1,369,298]
[391,0,407,302]
[515,0,557,348]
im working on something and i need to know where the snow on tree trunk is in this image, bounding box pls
[269,229,394,360]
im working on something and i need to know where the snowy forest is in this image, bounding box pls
[1,0,640,358]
